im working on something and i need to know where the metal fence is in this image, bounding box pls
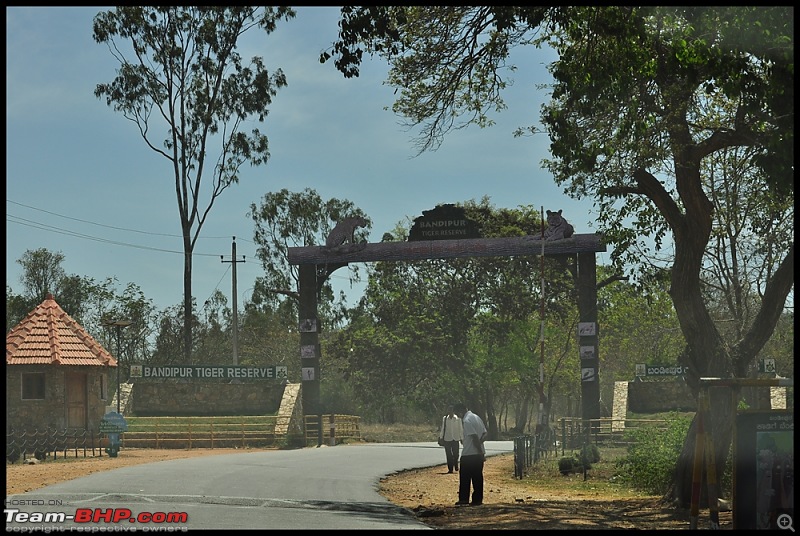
[6,428,107,463]
[513,425,559,479]
[512,417,673,478]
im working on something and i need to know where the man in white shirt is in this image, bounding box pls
[453,402,487,506]
[439,405,465,473]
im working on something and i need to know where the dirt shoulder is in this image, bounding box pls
[377,453,732,530]
[6,447,731,530]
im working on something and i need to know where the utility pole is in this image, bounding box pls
[221,237,245,365]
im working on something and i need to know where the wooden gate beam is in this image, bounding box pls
[288,234,605,265]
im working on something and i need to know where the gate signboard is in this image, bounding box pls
[634,363,688,378]
[408,204,481,241]
[130,365,288,381]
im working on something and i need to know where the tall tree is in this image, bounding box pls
[93,6,296,362]
[322,6,793,505]
[7,248,97,329]
[247,188,371,327]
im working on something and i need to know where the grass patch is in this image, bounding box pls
[518,448,655,499]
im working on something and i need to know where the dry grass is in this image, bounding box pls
[359,422,439,443]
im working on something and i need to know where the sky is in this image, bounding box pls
[6,6,604,313]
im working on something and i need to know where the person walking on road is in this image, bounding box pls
[439,406,464,473]
[453,402,487,506]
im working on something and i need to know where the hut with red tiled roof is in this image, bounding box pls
[6,294,116,432]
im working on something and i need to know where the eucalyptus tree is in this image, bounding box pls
[236,299,300,378]
[321,6,793,505]
[700,141,793,348]
[93,7,296,363]
[247,187,371,327]
[193,289,232,364]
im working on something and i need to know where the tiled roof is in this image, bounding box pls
[6,294,117,367]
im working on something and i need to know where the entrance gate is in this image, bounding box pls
[288,223,606,445]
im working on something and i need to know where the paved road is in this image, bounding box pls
[5,441,514,530]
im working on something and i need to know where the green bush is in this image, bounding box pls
[558,444,601,475]
[581,443,601,464]
[615,413,691,495]
[558,456,580,474]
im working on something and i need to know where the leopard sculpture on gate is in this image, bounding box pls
[325,216,368,248]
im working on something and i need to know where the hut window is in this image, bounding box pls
[21,373,46,400]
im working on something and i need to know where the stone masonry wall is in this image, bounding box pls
[627,379,696,413]
[130,382,285,416]
[7,365,110,432]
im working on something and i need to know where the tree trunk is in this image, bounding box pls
[512,392,532,434]
[664,191,733,507]
[668,386,735,508]
[485,389,499,441]
[183,241,193,363]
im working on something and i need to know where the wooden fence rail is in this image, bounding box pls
[121,416,281,449]
[557,417,672,451]
[303,414,362,446]
[116,415,361,449]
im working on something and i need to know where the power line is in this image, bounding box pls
[7,215,222,258]
[6,199,255,243]
[7,200,359,291]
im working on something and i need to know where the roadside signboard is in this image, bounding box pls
[757,358,777,374]
[100,411,128,434]
[634,364,688,377]
[734,410,794,530]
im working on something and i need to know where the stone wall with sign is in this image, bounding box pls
[627,379,696,413]
[130,382,286,417]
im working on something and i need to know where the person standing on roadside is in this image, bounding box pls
[453,402,487,506]
[439,406,464,473]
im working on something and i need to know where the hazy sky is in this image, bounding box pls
[6,7,603,312]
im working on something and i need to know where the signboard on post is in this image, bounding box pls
[100,411,128,434]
